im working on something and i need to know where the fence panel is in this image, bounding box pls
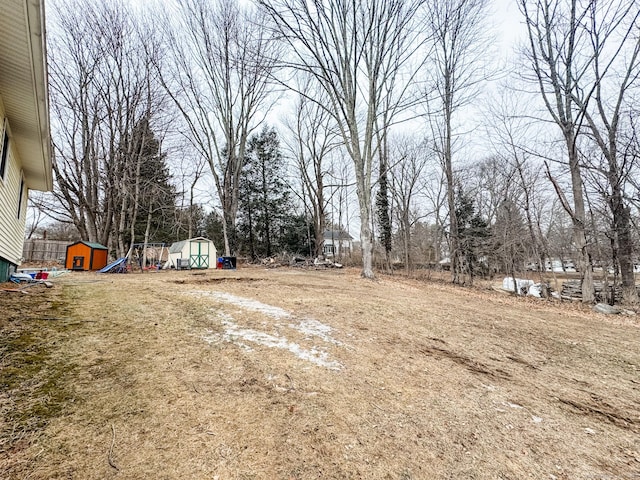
[22,239,68,263]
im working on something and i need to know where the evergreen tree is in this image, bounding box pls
[113,117,178,251]
[455,187,490,283]
[237,127,295,259]
[280,213,314,256]
[130,118,177,245]
[204,211,226,254]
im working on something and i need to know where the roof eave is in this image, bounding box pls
[25,0,52,191]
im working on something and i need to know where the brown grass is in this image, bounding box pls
[2,267,640,479]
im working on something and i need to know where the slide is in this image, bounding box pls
[98,257,127,273]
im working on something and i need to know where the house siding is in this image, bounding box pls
[0,107,27,267]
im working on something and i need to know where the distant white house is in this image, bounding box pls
[167,237,217,269]
[322,230,353,258]
[0,0,52,281]
[438,257,451,270]
[526,259,577,273]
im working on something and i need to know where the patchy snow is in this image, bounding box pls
[191,291,342,370]
[203,312,341,370]
[189,290,291,319]
[291,318,342,345]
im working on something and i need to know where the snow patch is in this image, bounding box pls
[203,313,341,370]
[190,290,291,318]
[190,290,343,370]
[291,318,342,345]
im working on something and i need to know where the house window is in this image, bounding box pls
[0,128,8,181]
[17,176,24,219]
[323,244,335,255]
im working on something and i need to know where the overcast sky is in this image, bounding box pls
[494,0,526,48]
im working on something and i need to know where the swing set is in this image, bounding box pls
[130,243,169,271]
[99,242,168,274]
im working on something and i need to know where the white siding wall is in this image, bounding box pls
[0,106,27,266]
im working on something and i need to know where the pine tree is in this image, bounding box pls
[455,187,490,283]
[204,211,226,252]
[131,118,177,245]
[237,127,295,259]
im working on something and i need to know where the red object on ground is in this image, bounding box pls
[35,272,49,280]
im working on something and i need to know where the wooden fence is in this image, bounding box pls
[22,239,68,263]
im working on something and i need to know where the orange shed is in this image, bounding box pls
[65,241,108,271]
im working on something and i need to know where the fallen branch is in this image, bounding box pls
[108,424,119,471]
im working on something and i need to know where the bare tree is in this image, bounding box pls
[155,0,278,256]
[389,136,430,274]
[423,0,492,284]
[470,156,517,225]
[48,0,164,255]
[48,0,107,243]
[518,0,598,301]
[624,108,640,216]
[574,1,640,302]
[519,0,640,303]
[171,140,208,240]
[422,161,449,266]
[284,88,341,258]
[485,92,552,276]
[25,194,46,240]
[258,0,427,278]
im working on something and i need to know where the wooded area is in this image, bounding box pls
[29,0,640,303]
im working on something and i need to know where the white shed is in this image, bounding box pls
[167,237,217,269]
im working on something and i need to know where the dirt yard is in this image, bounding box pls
[1,267,639,479]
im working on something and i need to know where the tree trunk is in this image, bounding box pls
[443,66,461,284]
[218,207,231,257]
[403,213,411,276]
[261,157,272,257]
[247,201,256,261]
[188,182,196,239]
[356,176,375,279]
[567,136,594,303]
[377,131,392,273]
[612,188,636,303]
[142,206,153,269]
[117,185,129,258]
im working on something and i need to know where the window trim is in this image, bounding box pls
[0,120,8,182]
[17,174,25,219]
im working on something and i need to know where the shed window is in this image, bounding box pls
[0,128,8,181]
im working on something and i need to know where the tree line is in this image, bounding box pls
[34,0,640,303]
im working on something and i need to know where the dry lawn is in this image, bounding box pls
[1,267,640,479]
